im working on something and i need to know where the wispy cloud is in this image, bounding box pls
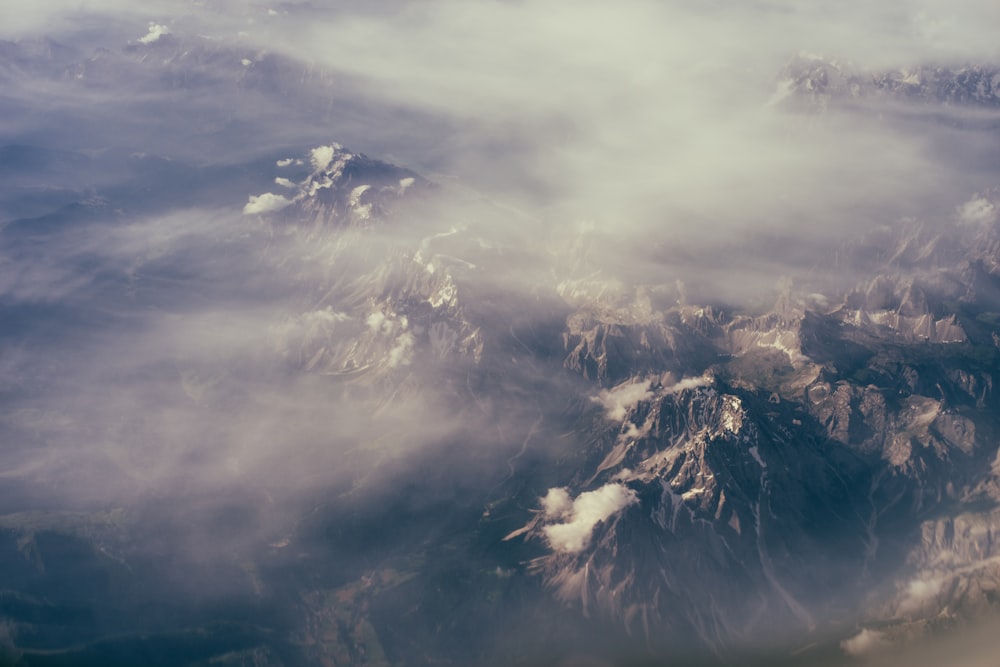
[594,381,653,421]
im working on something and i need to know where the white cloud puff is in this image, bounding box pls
[243,192,292,215]
[366,311,390,333]
[542,483,638,553]
[957,196,997,226]
[541,487,573,519]
[310,144,341,171]
[595,376,710,422]
[138,22,169,45]
[387,332,415,368]
[897,575,945,616]
[667,375,711,393]
[594,381,653,421]
[840,628,889,657]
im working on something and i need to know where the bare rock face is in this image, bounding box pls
[562,316,701,386]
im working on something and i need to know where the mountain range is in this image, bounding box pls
[2,26,1000,667]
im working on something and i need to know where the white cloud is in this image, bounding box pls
[595,377,708,425]
[542,483,638,553]
[594,381,652,421]
[243,192,292,214]
[958,196,997,225]
[310,144,341,171]
[366,311,389,333]
[841,628,889,657]
[541,487,573,519]
[138,22,169,45]
[301,307,349,326]
[276,158,294,167]
[387,332,415,368]
[274,177,296,189]
[667,375,711,394]
[897,575,946,616]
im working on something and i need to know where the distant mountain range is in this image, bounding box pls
[779,56,1000,110]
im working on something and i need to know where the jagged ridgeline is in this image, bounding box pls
[3,27,1000,667]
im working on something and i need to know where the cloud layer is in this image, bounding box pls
[4,2,1000,663]
[4,0,1000,582]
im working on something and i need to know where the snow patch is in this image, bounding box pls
[428,274,457,308]
[349,184,371,206]
[681,487,706,501]
[720,395,744,434]
[349,184,373,220]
